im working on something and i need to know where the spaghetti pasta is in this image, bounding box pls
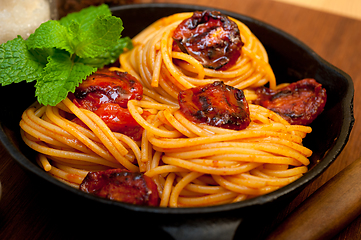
[19,11,314,208]
[118,12,276,103]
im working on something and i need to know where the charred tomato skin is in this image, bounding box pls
[172,10,243,70]
[70,69,145,140]
[179,81,251,130]
[74,69,143,109]
[80,169,159,207]
[255,78,327,125]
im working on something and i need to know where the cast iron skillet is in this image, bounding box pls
[0,3,354,240]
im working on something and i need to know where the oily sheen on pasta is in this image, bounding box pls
[20,11,313,208]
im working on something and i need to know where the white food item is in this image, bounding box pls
[0,0,51,44]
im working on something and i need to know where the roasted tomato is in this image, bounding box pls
[254,78,327,125]
[80,169,159,206]
[172,10,243,70]
[71,69,144,140]
[74,69,143,109]
[94,103,145,141]
[179,81,250,130]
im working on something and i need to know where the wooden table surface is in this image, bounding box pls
[1,0,360,239]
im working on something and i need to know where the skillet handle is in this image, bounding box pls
[266,156,361,240]
[161,218,242,240]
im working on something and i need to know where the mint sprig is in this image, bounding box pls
[73,15,124,58]
[26,20,74,54]
[0,4,132,106]
[0,36,46,85]
[35,50,97,106]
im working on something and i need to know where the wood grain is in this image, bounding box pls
[266,157,361,240]
[275,0,361,21]
[1,0,361,239]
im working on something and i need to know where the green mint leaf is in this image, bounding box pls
[0,36,45,86]
[35,50,96,106]
[0,4,130,106]
[26,20,74,54]
[59,4,111,32]
[68,21,81,38]
[78,37,133,68]
[29,48,54,66]
[74,15,123,59]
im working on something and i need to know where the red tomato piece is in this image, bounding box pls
[94,103,144,141]
[254,78,327,125]
[74,69,143,109]
[172,10,243,70]
[71,69,144,140]
[178,81,251,130]
[80,169,159,207]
